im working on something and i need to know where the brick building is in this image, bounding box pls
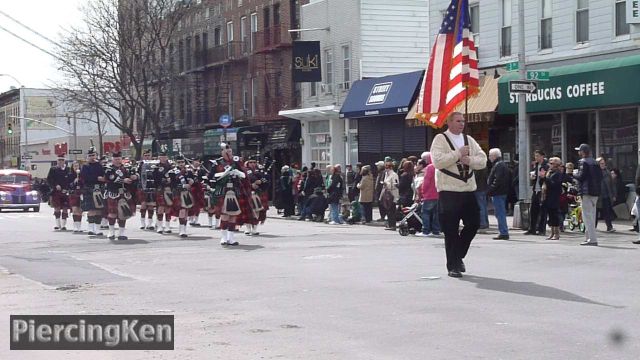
[153,0,306,165]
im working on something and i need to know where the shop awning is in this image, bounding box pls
[498,55,640,114]
[279,105,340,121]
[405,74,499,121]
[339,70,424,119]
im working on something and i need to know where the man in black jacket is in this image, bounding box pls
[487,148,510,240]
[574,143,601,246]
[524,150,549,235]
[327,165,345,225]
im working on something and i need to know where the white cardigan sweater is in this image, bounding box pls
[429,132,487,193]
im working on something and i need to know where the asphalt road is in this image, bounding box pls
[1,204,639,359]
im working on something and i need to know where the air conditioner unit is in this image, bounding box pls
[339,82,350,90]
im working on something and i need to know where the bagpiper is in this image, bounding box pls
[46,153,72,231]
[244,157,270,236]
[103,151,137,240]
[172,155,195,238]
[79,147,106,236]
[188,156,207,227]
[137,149,158,230]
[68,161,84,233]
[99,154,110,230]
[204,157,225,229]
[216,143,246,246]
[153,151,175,234]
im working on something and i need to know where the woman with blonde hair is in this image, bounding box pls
[540,157,564,239]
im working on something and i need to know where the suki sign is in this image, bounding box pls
[498,58,640,114]
[366,82,393,106]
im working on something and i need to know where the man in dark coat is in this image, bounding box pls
[327,164,345,225]
[487,148,510,240]
[524,150,549,235]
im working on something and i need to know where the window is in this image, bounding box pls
[341,45,350,90]
[540,0,552,49]
[501,0,512,57]
[264,7,270,29]
[273,3,281,25]
[576,0,589,43]
[226,21,234,43]
[324,49,333,94]
[240,16,247,53]
[185,37,192,69]
[242,80,248,115]
[308,120,331,171]
[615,0,630,36]
[310,82,317,97]
[214,27,221,46]
[250,13,258,51]
[251,77,257,116]
[178,40,184,72]
[470,3,480,46]
[228,86,234,118]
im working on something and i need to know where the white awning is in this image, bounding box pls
[279,105,340,122]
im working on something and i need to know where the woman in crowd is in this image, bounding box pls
[397,161,415,209]
[357,165,374,223]
[596,157,616,232]
[541,157,564,240]
[381,161,399,231]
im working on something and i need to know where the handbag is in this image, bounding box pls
[381,190,395,210]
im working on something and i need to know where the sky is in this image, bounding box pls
[0,0,82,93]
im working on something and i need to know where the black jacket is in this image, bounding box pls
[542,170,563,209]
[487,159,510,196]
[327,173,344,204]
[530,160,549,191]
[398,172,414,207]
[306,193,328,215]
[575,157,602,196]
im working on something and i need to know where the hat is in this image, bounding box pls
[158,151,168,156]
[112,151,122,158]
[384,156,392,162]
[192,156,202,162]
[574,143,591,153]
[57,153,65,160]
[281,165,290,171]
[175,155,185,161]
[143,148,152,155]
[375,161,385,167]
[87,147,97,155]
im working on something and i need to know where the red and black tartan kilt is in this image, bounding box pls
[106,197,119,216]
[189,183,205,215]
[51,191,70,208]
[155,190,169,208]
[171,193,187,215]
[236,194,253,226]
[68,190,81,208]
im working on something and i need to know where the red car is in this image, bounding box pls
[0,169,41,212]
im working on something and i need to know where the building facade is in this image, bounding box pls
[280,0,430,169]
[428,0,640,184]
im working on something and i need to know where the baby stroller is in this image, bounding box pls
[398,202,423,236]
[566,185,585,233]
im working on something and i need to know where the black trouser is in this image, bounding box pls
[547,207,560,227]
[386,202,397,229]
[377,196,387,220]
[361,202,373,223]
[439,191,480,272]
[529,191,547,233]
[596,197,614,230]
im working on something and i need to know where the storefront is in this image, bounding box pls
[498,55,640,183]
[339,70,425,166]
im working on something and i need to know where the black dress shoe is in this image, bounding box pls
[632,240,640,244]
[117,236,128,241]
[459,260,466,273]
[523,231,535,235]
[493,235,510,240]
[448,270,462,278]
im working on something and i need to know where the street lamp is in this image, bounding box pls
[9,115,77,163]
[0,73,24,89]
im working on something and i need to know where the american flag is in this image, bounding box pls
[415,0,479,128]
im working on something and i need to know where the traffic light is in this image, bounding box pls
[6,123,12,135]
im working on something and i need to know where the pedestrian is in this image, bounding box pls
[574,144,602,246]
[413,159,427,205]
[346,164,357,202]
[327,164,346,225]
[595,157,616,232]
[298,187,328,221]
[633,164,640,243]
[474,163,490,231]
[430,112,487,278]
[524,150,549,236]
[416,153,441,237]
[380,160,399,231]
[507,161,518,216]
[487,148,510,240]
[279,165,295,217]
[397,161,415,208]
[610,168,626,206]
[374,161,387,222]
[357,165,374,223]
[540,157,563,240]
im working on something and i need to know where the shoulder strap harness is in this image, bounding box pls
[439,134,474,183]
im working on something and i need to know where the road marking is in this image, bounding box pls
[303,254,344,260]
[66,254,151,282]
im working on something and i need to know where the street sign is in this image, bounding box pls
[21,155,33,160]
[509,80,538,94]
[526,71,550,81]
[219,114,232,128]
[505,62,519,72]
[68,149,83,155]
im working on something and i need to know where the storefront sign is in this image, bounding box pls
[366,82,393,105]
[292,41,322,83]
[627,0,640,23]
[498,56,640,114]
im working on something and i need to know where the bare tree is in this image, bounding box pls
[55,0,185,159]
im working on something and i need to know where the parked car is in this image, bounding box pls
[0,169,40,212]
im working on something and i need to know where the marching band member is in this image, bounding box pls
[244,157,270,236]
[173,155,194,238]
[46,154,72,231]
[99,155,110,230]
[204,158,224,229]
[153,151,175,234]
[68,161,84,233]
[80,147,106,236]
[217,143,245,246]
[188,157,207,227]
[137,149,157,230]
[104,151,137,240]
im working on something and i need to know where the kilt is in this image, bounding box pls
[51,191,70,208]
[107,196,135,219]
[68,190,82,208]
[156,190,169,207]
[236,193,253,226]
[247,191,269,225]
[171,192,190,214]
[190,183,205,210]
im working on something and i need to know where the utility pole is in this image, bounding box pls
[517,0,528,202]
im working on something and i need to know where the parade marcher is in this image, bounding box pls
[103,151,137,240]
[204,158,225,229]
[79,147,106,236]
[137,149,157,230]
[171,155,195,238]
[99,155,110,230]
[574,144,602,246]
[216,144,246,246]
[68,161,84,233]
[487,148,510,240]
[525,150,549,236]
[540,157,563,240]
[153,151,175,234]
[430,112,487,278]
[46,154,72,230]
[188,157,207,227]
[245,157,270,235]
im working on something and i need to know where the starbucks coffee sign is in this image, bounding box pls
[627,0,640,23]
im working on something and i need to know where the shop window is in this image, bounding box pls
[530,113,561,160]
[600,108,638,184]
[565,111,596,167]
[308,120,331,171]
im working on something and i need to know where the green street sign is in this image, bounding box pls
[505,62,519,72]
[527,71,550,81]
